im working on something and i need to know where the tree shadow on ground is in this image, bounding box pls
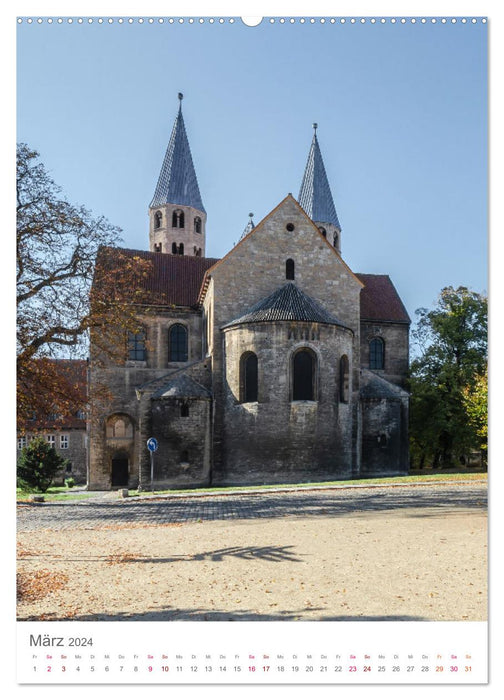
[19,544,303,565]
[18,485,488,530]
[17,608,432,622]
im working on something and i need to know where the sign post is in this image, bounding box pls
[146,437,158,492]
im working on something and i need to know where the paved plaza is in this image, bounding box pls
[17,481,488,622]
[17,481,487,531]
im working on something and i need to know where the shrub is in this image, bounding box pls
[65,477,75,489]
[17,436,68,493]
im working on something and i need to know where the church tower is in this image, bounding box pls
[149,93,207,257]
[298,124,342,254]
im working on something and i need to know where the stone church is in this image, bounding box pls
[88,95,410,490]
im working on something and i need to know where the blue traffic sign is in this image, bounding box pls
[146,437,158,452]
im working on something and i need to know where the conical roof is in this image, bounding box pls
[150,94,206,212]
[222,282,349,329]
[298,125,341,230]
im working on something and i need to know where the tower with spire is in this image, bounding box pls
[149,93,207,257]
[298,123,342,254]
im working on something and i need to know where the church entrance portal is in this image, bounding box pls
[111,458,129,487]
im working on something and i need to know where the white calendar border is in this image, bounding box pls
[6,0,501,697]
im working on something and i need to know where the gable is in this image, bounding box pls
[203,195,362,330]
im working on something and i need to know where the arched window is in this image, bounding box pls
[339,354,349,403]
[178,243,184,255]
[181,403,189,417]
[154,242,162,252]
[169,324,188,362]
[319,226,327,238]
[154,211,162,229]
[172,209,185,228]
[333,232,339,249]
[292,349,316,401]
[172,242,177,254]
[194,216,202,233]
[240,352,258,403]
[369,338,385,370]
[106,414,134,439]
[286,258,295,280]
[127,330,146,361]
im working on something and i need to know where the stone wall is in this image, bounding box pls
[360,396,409,475]
[88,308,205,490]
[205,196,362,479]
[220,320,354,484]
[360,321,409,387]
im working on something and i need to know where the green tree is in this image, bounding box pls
[17,437,68,493]
[463,370,488,466]
[409,286,487,469]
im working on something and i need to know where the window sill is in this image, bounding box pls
[125,361,147,368]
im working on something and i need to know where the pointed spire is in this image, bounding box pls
[150,94,206,212]
[298,124,341,230]
[240,212,255,240]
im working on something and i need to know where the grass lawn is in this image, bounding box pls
[17,470,486,502]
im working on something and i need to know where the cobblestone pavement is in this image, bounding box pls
[16,481,487,531]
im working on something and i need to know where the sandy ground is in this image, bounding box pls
[17,506,487,622]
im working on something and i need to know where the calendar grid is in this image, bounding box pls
[17,621,487,684]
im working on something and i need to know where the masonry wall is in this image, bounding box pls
[220,320,354,484]
[88,308,205,490]
[147,397,211,488]
[149,204,206,257]
[206,197,362,480]
[360,321,409,388]
[360,397,409,475]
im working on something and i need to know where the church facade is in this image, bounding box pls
[88,96,410,490]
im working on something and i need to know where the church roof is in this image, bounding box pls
[94,253,409,322]
[222,282,350,329]
[360,369,409,399]
[356,274,411,324]
[298,125,341,230]
[152,373,212,399]
[150,94,206,212]
[94,247,219,308]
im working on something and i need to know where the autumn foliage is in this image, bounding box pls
[16,143,152,430]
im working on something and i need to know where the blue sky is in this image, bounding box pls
[16,13,488,328]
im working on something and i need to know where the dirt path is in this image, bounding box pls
[17,505,487,622]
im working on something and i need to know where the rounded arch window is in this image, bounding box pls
[172,209,185,228]
[339,354,349,403]
[292,348,317,401]
[106,414,134,439]
[369,337,385,370]
[169,324,188,362]
[319,226,327,238]
[154,210,162,229]
[194,216,202,233]
[240,352,258,403]
[286,258,295,280]
[333,232,339,248]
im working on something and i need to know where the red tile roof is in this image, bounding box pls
[356,274,410,324]
[94,247,219,308]
[94,248,409,323]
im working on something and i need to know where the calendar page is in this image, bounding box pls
[12,0,492,694]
